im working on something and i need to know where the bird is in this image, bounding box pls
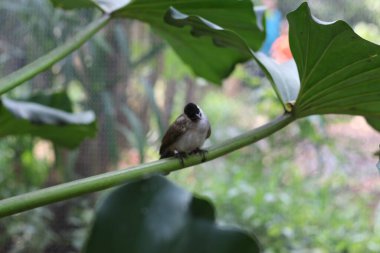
[159,102,211,164]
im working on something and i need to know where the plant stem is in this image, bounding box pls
[0,113,295,218]
[0,15,111,95]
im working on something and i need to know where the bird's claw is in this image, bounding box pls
[190,148,208,162]
[173,149,208,167]
[174,152,188,167]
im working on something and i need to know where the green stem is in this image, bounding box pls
[0,15,111,95]
[0,113,295,218]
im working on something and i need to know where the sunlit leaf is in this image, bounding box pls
[254,53,300,110]
[366,117,380,132]
[83,176,261,253]
[0,96,96,148]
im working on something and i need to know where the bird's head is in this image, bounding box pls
[184,103,202,122]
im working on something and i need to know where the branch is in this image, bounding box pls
[0,15,111,95]
[0,113,295,218]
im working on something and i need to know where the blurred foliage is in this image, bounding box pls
[0,0,167,251]
[355,22,380,45]
[0,94,96,148]
[0,136,53,252]
[84,176,260,253]
[173,161,380,252]
[171,86,380,252]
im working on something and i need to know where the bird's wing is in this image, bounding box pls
[159,114,190,155]
[206,123,211,139]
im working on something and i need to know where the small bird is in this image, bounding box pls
[159,102,211,164]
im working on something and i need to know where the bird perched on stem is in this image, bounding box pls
[159,102,211,165]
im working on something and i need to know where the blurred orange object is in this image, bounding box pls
[270,20,293,63]
[271,34,293,63]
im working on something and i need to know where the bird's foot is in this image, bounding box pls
[190,148,208,162]
[174,152,188,167]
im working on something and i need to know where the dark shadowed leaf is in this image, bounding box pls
[83,176,261,253]
[289,3,380,121]
[366,117,380,132]
[0,96,96,148]
[22,91,73,112]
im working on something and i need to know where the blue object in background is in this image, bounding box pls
[260,9,282,55]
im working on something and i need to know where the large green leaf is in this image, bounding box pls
[163,7,299,108]
[165,3,380,126]
[83,176,261,253]
[289,3,380,119]
[0,96,96,148]
[51,0,265,84]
